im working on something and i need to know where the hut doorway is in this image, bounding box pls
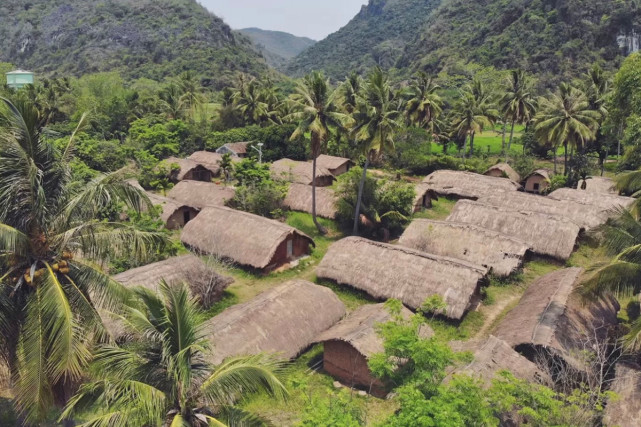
[287,240,293,258]
[183,210,192,225]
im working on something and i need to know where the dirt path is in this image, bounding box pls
[474,293,521,339]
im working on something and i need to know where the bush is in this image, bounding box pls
[231,181,286,218]
[510,154,536,179]
[297,393,364,427]
[547,174,568,193]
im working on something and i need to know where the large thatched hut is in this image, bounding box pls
[447,200,581,260]
[315,303,433,397]
[164,157,217,182]
[603,363,641,427]
[479,191,610,231]
[316,237,487,319]
[316,154,353,177]
[215,142,250,158]
[580,176,617,194]
[422,170,521,200]
[523,169,551,193]
[413,183,434,212]
[167,180,235,209]
[187,151,224,174]
[494,268,620,373]
[399,219,529,277]
[271,158,335,186]
[181,206,314,272]
[548,187,635,211]
[483,163,521,183]
[205,280,346,365]
[147,192,199,230]
[283,183,338,219]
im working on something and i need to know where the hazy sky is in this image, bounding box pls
[200,1,368,40]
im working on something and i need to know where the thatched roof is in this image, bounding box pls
[603,363,641,427]
[548,187,635,211]
[167,180,235,209]
[447,200,580,260]
[217,142,250,156]
[413,183,433,211]
[283,183,338,219]
[494,268,620,369]
[315,303,434,358]
[271,158,335,185]
[484,163,521,182]
[180,206,314,269]
[580,176,617,194]
[316,154,353,173]
[205,280,346,365]
[399,219,529,277]
[422,170,521,200]
[479,191,611,231]
[449,335,550,385]
[316,237,487,319]
[525,169,551,181]
[145,192,186,224]
[164,157,218,181]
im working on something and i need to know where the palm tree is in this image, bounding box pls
[61,282,287,426]
[0,98,167,422]
[177,71,205,118]
[351,67,402,235]
[405,71,442,133]
[286,71,347,234]
[500,70,536,157]
[534,84,599,174]
[160,83,185,120]
[233,79,272,126]
[453,81,498,158]
[340,72,363,115]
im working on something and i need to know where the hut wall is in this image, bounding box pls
[183,166,213,182]
[329,164,350,177]
[315,175,336,187]
[413,193,432,212]
[268,234,312,270]
[485,169,505,179]
[525,175,549,193]
[166,207,199,230]
[323,340,386,397]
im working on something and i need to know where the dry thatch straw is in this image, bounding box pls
[548,187,635,211]
[271,158,335,186]
[164,157,219,181]
[167,180,235,209]
[494,268,620,371]
[180,206,314,270]
[449,335,550,386]
[580,176,617,194]
[413,183,433,212]
[479,191,611,231]
[283,183,338,219]
[399,219,529,277]
[603,363,641,427]
[422,170,521,200]
[483,163,521,183]
[215,142,250,157]
[145,192,192,225]
[204,280,346,365]
[447,200,580,260]
[316,237,487,319]
[315,154,353,176]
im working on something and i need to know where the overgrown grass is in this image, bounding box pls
[412,198,457,221]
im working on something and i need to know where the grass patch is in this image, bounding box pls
[412,198,457,221]
[314,279,378,311]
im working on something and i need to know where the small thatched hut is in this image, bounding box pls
[447,200,580,260]
[399,219,529,277]
[147,192,199,229]
[524,169,551,193]
[215,142,250,158]
[316,237,487,319]
[205,280,346,365]
[271,158,335,186]
[181,206,314,271]
[315,303,434,396]
[167,180,235,209]
[580,176,617,194]
[548,187,635,211]
[422,170,521,200]
[449,335,550,386]
[479,191,610,231]
[484,163,521,183]
[316,154,353,177]
[413,183,434,212]
[164,157,217,182]
[283,183,338,219]
[494,268,620,373]
[603,363,641,427]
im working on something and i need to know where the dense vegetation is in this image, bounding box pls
[239,28,316,70]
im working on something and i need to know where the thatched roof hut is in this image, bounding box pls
[271,158,336,186]
[316,154,353,177]
[283,183,338,219]
[205,280,346,365]
[548,187,635,211]
[164,157,218,182]
[316,237,487,319]
[484,163,521,182]
[181,206,314,271]
[447,200,580,260]
[146,192,199,230]
[524,169,551,193]
[449,335,550,386]
[479,191,610,231]
[399,219,529,277]
[603,363,641,427]
[580,176,617,194]
[494,268,620,371]
[413,183,434,212]
[215,142,250,158]
[167,180,235,209]
[422,170,521,200]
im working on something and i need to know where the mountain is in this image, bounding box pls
[0,0,269,88]
[238,28,316,69]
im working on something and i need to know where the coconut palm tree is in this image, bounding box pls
[405,71,443,133]
[351,67,402,235]
[534,84,599,174]
[500,70,536,157]
[286,71,347,234]
[340,72,363,115]
[61,282,287,426]
[452,81,498,158]
[177,71,205,118]
[160,83,186,120]
[0,98,167,422]
[233,79,271,126]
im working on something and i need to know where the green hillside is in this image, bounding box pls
[239,27,316,69]
[0,0,269,88]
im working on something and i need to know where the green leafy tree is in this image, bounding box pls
[61,282,288,426]
[453,78,498,158]
[219,152,234,182]
[234,79,272,126]
[405,71,443,133]
[500,70,536,157]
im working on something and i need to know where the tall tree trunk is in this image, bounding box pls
[553,147,558,174]
[311,155,326,234]
[564,143,568,176]
[501,120,507,157]
[507,119,516,156]
[461,134,468,159]
[469,132,475,156]
[353,157,370,235]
